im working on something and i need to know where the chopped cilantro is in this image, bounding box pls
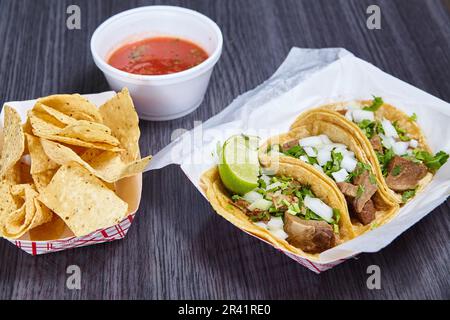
[413,150,449,171]
[356,185,365,198]
[369,173,377,185]
[402,189,416,203]
[358,119,377,139]
[409,113,417,122]
[333,208,341,224]
[283,145,306,158]
[362,96,384,112]
[392,121,410,141]
[323,149,343,176]
[377,148,395,176]
[347,162,372,182]
[392,165,402,176]
[231,195,242,201]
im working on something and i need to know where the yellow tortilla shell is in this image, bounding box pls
[291,101,433,203]
[260,123,399,235]
[200,159,355,261]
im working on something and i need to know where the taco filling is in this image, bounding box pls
[273,134,379,225]
[337,97,448,202]
[230,172,340,253]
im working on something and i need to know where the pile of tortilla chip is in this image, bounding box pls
[0,88,151,240]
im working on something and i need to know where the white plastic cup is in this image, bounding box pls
[90,6,223,121]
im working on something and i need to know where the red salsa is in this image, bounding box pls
[108,37,209,75]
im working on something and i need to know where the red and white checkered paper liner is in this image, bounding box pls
[7,214,135,255]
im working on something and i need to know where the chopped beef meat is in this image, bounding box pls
[352,171,378,213]
[272,194,298,211]
[233,199,250,212]
[353,199,376,225]
[337,109,347,116]
[232,199,270,222]
[281,139,299,152]
[385,156,428,192]
[337,182,358,198]
[283,213,335,253]
[370,135,383,153]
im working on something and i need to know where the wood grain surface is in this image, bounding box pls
[0,0,449,300]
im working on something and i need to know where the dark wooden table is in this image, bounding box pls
[0,0,449,300]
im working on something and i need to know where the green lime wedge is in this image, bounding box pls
[218,135,260,195]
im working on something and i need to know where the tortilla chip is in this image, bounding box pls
[0,184,52,239]
[58,121,120,146]
[29,110,63,135]
[0,106,25,178]
[99,88,141,162]
[3,161,22,185]
[37,94,103,123]
[29,111,121,150]
[38,163,128,237]
[32,168,58,193]
[34,103,78,126]
[41,139,150,183]
[26,134,59,174]
[0,182,18,236]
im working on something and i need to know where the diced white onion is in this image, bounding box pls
[345,110,353,121]
[409,139,418,148]
[254,221,268,229]
[320,135,332,144]
[331,168,349,183]
[299,136,324,147]
[304,196,333,223]
[352,110,375,123]
[248,199,273,211]
[380,134,395,149]
[270,228,289,240]
[313,163,324,173]
[341,155,357,172]
[243,191,263,203]
[317,148,332,166]
[330,143,348,149]
[345,103,360,110]
[319,144,335,152]
[299,155,309,163]
[265,181,282,191]
[260,174,271,185]
[382,119,399,138]
[261,167,276,175]
[267,216,284,230]
[304,146,317,157]
[392,141,409,156]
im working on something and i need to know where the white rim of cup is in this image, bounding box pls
[90,6,223,83]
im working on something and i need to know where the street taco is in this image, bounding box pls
[290,97,449,204]
[259,121,399,235]
[200,135,355,260]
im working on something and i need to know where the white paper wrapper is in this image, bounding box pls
[146,47,450,271]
